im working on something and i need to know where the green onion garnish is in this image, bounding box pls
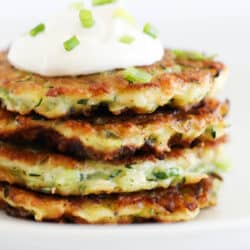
[113,8,136,26]
[79,9,95,28]
[105,130,120,139]
[152,171,167,180]
[166,168,180,177]
[109,169,122,179]
[215,159,231,172]
[211,128,217,139]
[30,23,45,37]
[172,50,204,60]
[92,0,116,6]
[119,35,135,44]
[143,23,158,39]
[92,0,117,6]
[151,168,180,181]
[29,173,41,177]
[123,67,152,84]
[77,99,88,105]
[206,126,217,139]
[171,50,218,61]
[70,2,85,10]
[63,36,80,51]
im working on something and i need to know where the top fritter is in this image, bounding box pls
[0,50,227,119]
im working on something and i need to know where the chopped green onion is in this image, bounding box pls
[150,168,180,181]
[153,171,167,180]
[109,169,122,179]
[166,168,180,177]
[143,23,158,39]
[215,159,231,172]
[206,127,217,139]
[113,8,136,26]
[125,164,133,169]
[77,99,88,105]
[172,50,217,61]
[92,0,117,6]
[35,98,43,108]
[30,23,45,37]
[16,73,33,83]
[172,50,204,60]
[63,36,80,51]
[79,9,95,28]
[87,172,109,180]
[70,2,85,10]
[105,130,120,139]
[28,173,41,177]
[211,129,217,139]
[119,35,135,44]
[123,67,152,84]
[149,208,155,215]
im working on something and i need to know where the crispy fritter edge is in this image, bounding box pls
[0,50,227,118]
[0,99,229,160]
[0,176,220,224]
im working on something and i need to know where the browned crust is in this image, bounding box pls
[0,136,227,171]
[110,136,228,165]
[0,176,218,224]
[0,99,229,160]
[0,50,226,118]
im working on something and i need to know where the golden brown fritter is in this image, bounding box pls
[0,50,227,119]
[0,176,220,224]
[0,138,227,196]
[0,99,229,160]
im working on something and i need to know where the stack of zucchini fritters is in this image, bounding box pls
[0,49,229,224]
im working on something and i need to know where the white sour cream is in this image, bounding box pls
[8,3,164,76]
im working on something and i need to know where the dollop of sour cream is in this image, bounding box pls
[8,2,164,76]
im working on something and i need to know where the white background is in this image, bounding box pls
[1,0,249,55]
[1,0,250,19]
[1,1,250,250]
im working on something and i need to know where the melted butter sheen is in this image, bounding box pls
[8,3,164,76]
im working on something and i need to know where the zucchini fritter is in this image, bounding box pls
[0,176,220,224]
[0,50,227,119]
[0,139,227,196]
[0,99,229,160]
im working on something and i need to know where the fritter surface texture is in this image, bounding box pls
[0,176,220,224]
[0,50,227,119]
[0,99,229,160]
[0,139,226,196]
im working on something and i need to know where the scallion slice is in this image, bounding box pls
[63,36,80,51]
[79,9,95,28]
[172,50,205,60]
[113,8,136,26]
[216,159,231,172]
[92,0,117,6]
[151,168,180,181]
[172,50,217,61]
[143,23,158,39]
[70,2,85,10]
[119,35,135,44]
[30,23,45,37]
[152,171,167,180]
[123,67,152,84]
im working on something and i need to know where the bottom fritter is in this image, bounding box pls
[0,176,220,224]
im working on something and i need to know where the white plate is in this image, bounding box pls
[0,17,250,250]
